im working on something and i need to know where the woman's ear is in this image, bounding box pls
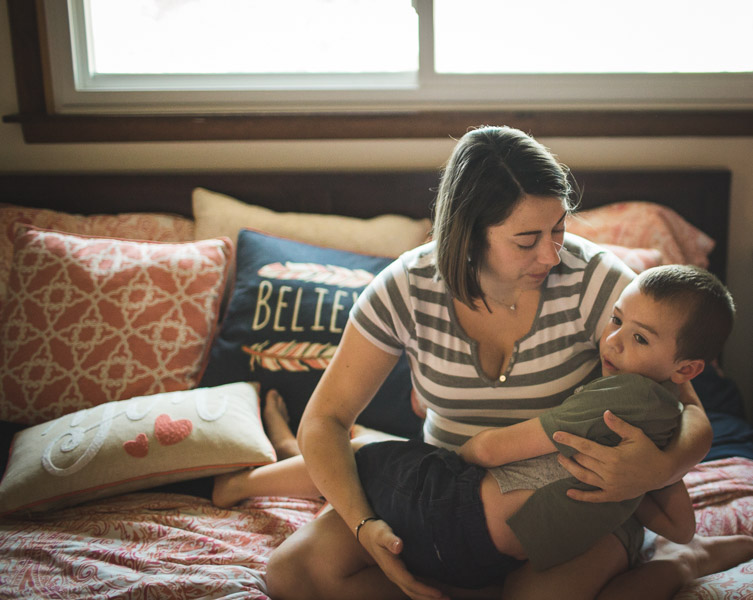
[670,359,705,384]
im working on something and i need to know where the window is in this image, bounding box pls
[6,0,753,141]
[434,1,753,74]
[45,0,753,114]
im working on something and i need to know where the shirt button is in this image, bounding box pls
[499,375,506,382]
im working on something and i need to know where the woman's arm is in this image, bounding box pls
[297,321,446,600]
[553,382,712,503]
[634,481,696,544]
[297,322,393,527]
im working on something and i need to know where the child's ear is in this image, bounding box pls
[670,359,705,384]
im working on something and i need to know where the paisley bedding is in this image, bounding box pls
[1,458,752,599]
[0,494,323,599]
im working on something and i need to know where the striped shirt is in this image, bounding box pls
[350,233,636,450]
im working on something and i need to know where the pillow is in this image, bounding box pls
[192,187,431,258]
[0,382,275,516]
[600,244,664,274]
[0,226,232,425]
[566,201,715,267]
[200,230,423,439]
[0,203,195,313]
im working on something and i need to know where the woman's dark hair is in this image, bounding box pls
[432,125,575,307]
[637,265,735,363]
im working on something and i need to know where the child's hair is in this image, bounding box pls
[636,264,735,362]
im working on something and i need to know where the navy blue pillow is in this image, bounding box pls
[691,364,753,461]
[201,230,422,438]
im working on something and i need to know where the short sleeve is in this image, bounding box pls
[539,374,682,457]
[350,255,412,356]
[563,234,636,346]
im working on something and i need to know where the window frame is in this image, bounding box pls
[4,0,753,143]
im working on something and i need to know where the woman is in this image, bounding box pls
[265,126,738,600]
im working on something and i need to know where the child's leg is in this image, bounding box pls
[213,389,313,507]
[596,534,753,600]
[213,389,405,508]
[213,453,322,507]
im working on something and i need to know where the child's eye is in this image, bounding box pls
[610,314,622,326]
[633,334,648,345]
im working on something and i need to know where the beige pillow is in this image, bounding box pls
[0,382,275,516]
[192,187,431,258]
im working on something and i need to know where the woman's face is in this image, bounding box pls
[478,195,568,291]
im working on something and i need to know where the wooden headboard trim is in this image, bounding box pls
[0,169,730,279]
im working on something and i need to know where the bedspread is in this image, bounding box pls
[0,494,323,599]
[1,458,752,599]
[676,458,753,599]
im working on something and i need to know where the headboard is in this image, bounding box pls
[0,169,731,280]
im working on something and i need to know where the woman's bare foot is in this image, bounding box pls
[263,389,300,460]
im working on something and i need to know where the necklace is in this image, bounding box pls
[482,293,518,313]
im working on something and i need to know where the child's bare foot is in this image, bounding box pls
[213,390,300,509]
[653,533,753,582]
[263,390,300,460]
[213,468,254,509]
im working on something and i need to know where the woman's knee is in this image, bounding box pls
[266,529,315,600]
[266,511,364,600]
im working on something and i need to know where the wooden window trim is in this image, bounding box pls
[5,0,753,143]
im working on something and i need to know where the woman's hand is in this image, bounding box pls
[553,410,673,502]
[358,519,449,600]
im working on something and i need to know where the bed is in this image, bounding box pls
[1,168,752,599]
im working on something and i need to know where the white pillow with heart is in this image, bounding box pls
[0,382,275,516]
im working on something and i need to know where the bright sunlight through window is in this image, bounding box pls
[434,0,753,74]
[85,0,418,75]
[42,0,753,113]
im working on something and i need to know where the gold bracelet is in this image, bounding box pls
[355,516,379,542]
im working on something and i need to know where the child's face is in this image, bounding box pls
[599,280,689,383]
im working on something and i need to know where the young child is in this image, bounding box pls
[214,264,737,588]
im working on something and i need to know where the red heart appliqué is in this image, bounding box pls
[123,433,149,458]
[154,413,193,446]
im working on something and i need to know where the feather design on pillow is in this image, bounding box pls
[258,262,375,288]
[242,341,336,372]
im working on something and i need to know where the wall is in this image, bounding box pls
[1,2,752,415]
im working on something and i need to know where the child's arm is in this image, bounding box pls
[458,418,556,467]
[633,480,696,544]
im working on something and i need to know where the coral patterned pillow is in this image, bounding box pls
[599,244,664,274]
[0,226,232,425]
[0,203,195,314]
[566,202,715,267]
